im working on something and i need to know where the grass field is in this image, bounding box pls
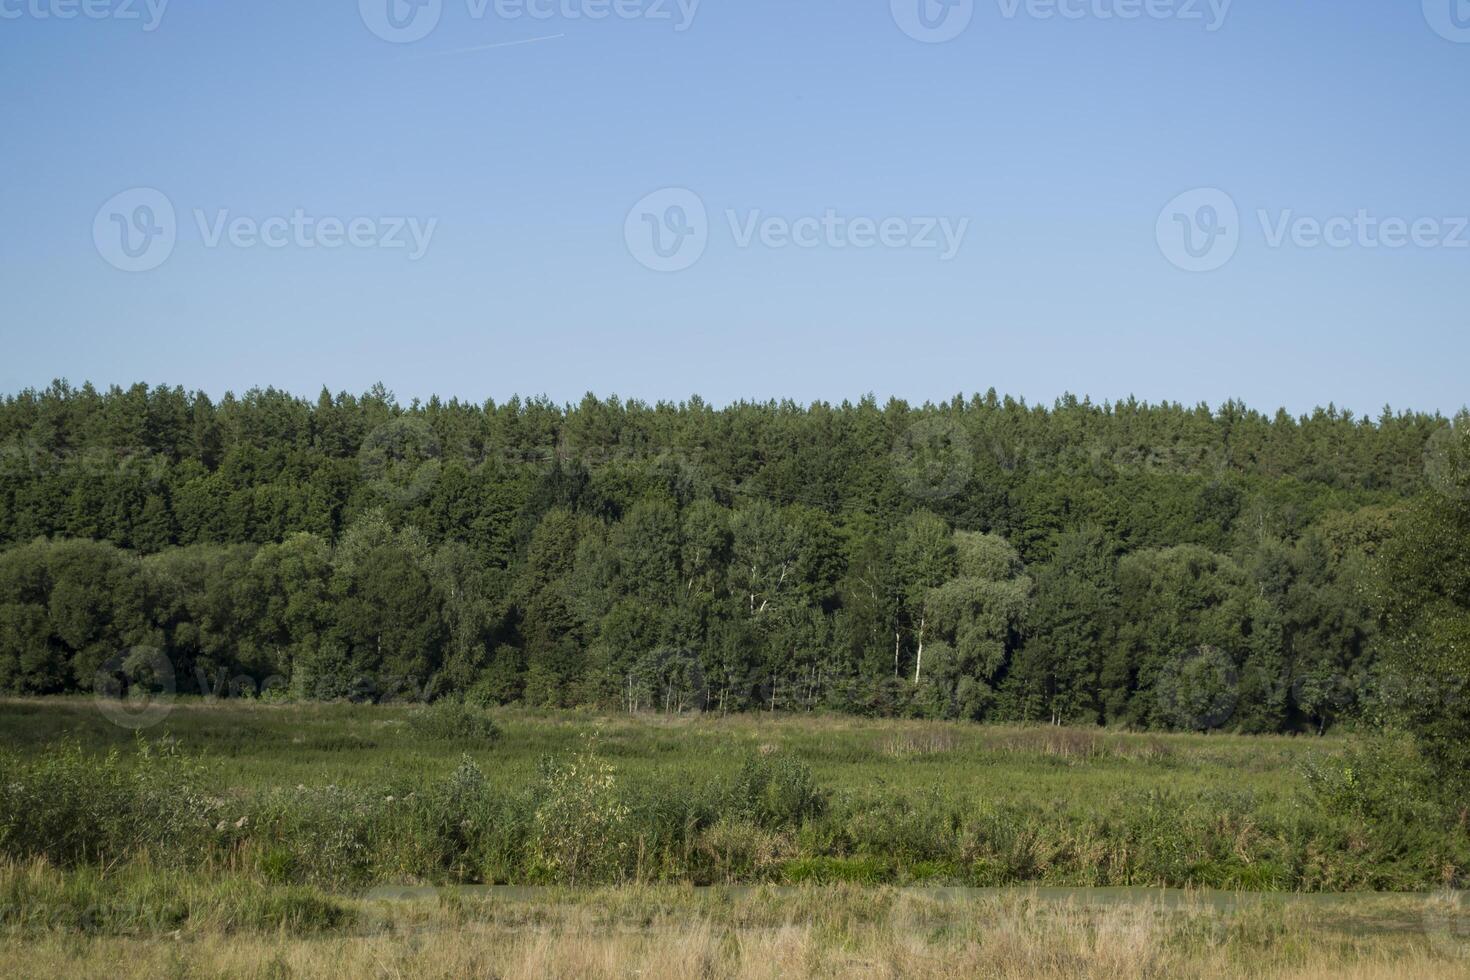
[0,697,1322,801]
[2,699,1469,977]
[2,880,1466,979]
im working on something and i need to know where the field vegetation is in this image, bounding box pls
[2,875,1462,979]
[5,386,1470,975]
[1,701,1465,895]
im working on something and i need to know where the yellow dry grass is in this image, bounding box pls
[3,885,1465,980]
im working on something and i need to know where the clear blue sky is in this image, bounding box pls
[1,0,1466,416]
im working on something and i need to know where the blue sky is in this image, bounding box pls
[1,0,1467,415]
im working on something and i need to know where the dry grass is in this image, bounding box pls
[1,885,1463,979]
[879,725,961,760]
[996,727,1173,763]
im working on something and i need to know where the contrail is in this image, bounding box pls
[407,34,566,58]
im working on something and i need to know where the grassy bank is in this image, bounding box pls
[0,699,1465,893]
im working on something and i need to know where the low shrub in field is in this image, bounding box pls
[621,779,720,881]
[829,792,960,864]
[0,738,222,869]
[695,819,792,881]
[385,756,528,884]
[250,784,386,888]
[1301,734,1441,825]
[405,701,502,743]
[528,747,631,884]
[727,754,826,829]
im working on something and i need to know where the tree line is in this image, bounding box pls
[0,381,1463,737]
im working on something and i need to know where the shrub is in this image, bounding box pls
[1301,735,1442,826]
[695,819,791,881]
[834,792,958,863]
[384,755,524,883]
[0,738,222,869]
[249,784,385,888]
[527,743,631,884]
[406,701,502,743]
[727,754,827,830]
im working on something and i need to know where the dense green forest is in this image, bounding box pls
[1,381,1466,738]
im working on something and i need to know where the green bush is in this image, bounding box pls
[405,701,502,743]
[1301,735,1441,825]
[0,738,222,869]
[384,756,527,883]
[250,784,386,888]
[528,747,631,884]
[728,754,827,830]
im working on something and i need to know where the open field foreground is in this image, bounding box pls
[3,700,1470,976]
[1,879,1468,980]
[2,698,1469,893]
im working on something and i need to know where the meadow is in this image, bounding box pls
[2,699,1469,977]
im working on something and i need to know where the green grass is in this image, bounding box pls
[0,698,1465,893]
[0,697,1322,803]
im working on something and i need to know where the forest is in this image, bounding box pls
[0,381,1466,748]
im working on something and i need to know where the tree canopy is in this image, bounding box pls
[0,381,1461,740]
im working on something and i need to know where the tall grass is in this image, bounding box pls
[0,881,1461,978]
[1,726,1466,892]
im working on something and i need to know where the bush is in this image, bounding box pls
[0,738,222,869]
[406,701,502,743]
[384,756,526,883]
[528,745,630,884]
[1301,735,1442,825]
[249,784,386,888]
[727,754,827,830]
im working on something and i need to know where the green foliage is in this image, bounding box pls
[728,754,827,829]
[0,738,221,869]
[528,742,631,884]
[405,701,502,743]
[0,861,354,936]
[1301,735,1442,826]
[0,384,1438,735]
[3,710,1470,892]
[1379,415,1470,802]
